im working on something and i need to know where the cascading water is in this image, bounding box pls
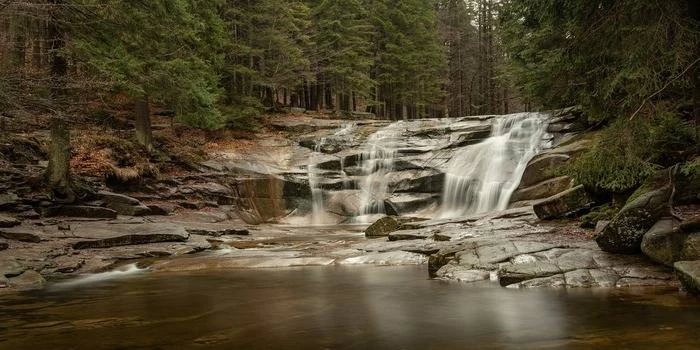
[440,112,550,218]
[308,123,356,225]
[357,122,402,220]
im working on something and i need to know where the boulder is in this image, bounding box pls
[99,191,151,216]
[533,185,594,220]
[519,154,571,189]
[44,205,118,219]
[674,260,700,295]
[640,218,684,266]
[72,222,189,249]
[511,176,573,202]
[0,242,7,250]
[0,214,20,228]
[365,216,401,237]
[0,228,41,243]
[595,171,672,254]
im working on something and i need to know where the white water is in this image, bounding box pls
[51,263,147,289]
[440,112,550,218]
[308,123,356,225]
[357,122,403,221]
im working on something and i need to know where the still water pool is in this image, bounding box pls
[1,265,699,349]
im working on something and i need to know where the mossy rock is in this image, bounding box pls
[364,216,401,238]
[595,169,673,254]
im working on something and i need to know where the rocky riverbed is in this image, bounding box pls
[1,111,699,295]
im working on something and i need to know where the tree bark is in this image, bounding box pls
[135,98,152,152]
[47,118,73,202]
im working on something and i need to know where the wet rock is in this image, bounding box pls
[435,264,490,282]
[641,218,685,266]
[595,171,672,254]
[0,214,20,228]
[99,191,151,216]
[365,216,401,237]
[185,228,249,237]
[388,229,432,241]
[338,251,427,265]
[147,204,177,216]
[429,243,470,277]
[511,176,573,202]
[391,171,445,193]
[509,274,566,288]
[533,185,594,220]
[675,260,700,294]
[72,223,189,249]
[0,259,26,277]
[519,154,571,189]
[44,205,118,219]
[8,270,45,290]
[0,228,41,243]
[498,261,562,286]
[385,193,439,215]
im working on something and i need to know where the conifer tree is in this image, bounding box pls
[70,0,226,146]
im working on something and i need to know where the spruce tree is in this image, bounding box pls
[70,0,226,140]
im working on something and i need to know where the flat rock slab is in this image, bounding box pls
[0,214,20,228]
[185,228,249,237]
[674,260,700,295]
[0,228,41,243]
[44,206,118,219]
[71,223,189,249]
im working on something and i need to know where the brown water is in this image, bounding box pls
[1,265,699,349]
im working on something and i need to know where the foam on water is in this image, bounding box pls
[51,263,148,289]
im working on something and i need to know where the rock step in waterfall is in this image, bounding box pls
[295,110,593,225]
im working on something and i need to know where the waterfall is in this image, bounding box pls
[308,138,326,226]
[358,122,402,219]
[440,112,550,218]
[308,123,357,225]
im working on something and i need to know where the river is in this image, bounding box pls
[1,265,699,349]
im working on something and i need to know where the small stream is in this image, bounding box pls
[1,266,699,349]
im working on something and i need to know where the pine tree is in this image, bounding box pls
[70,0,226,143]
[309,0,374,113]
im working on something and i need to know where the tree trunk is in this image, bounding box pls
[47,118,73,202]
[46,0,73,202]
[135,98,152,152]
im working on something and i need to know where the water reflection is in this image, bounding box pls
[0,266,699,349]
